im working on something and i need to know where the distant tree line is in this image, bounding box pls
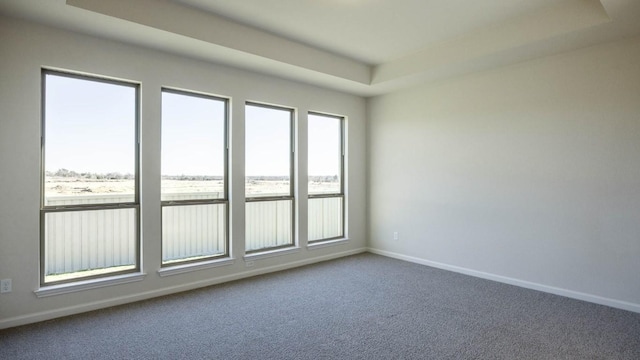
[246,176,338,182]
[162,175,223,181]
[246,176,289,181]
[309,175,339,182]
[46,168,134,180]
[47,169,338,182]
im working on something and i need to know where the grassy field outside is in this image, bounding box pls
[44,174,339,198]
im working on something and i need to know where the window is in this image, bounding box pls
[161,89,228,265]
[41,70,139,285]
[245,103,295,252]
[308,112,344,241]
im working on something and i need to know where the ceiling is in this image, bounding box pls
[1,0,640,97]
[174,0,561,65]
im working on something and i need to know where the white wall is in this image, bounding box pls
[0,16,367,328]
[368,35,640,312]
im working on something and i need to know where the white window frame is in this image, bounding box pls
[160,88,230,266]
[245,102,296,253]
[40,69,141,286]
[307,112,345,242]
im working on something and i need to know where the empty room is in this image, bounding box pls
[0,0,639,358]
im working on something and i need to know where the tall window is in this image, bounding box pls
[41,70,139,285]
[161,89,228,265]
[308,113,344,241]
[245,103,294,252]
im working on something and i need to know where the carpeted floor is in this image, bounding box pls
[1,253,639,359]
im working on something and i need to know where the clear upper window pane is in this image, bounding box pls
[43,73,137,206]
[308,114,342,195]
[161,91,226,201]
[245,104,292,197]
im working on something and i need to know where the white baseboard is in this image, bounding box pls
[0,247,367,330]
[367,247,640,314]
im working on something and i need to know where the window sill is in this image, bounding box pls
[158,258,235,277]
[307,238,349,250]
[35,272,146,298]
[244,247,300,261]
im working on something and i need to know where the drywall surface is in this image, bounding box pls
[367,35,640,311]
[0,15,366,328]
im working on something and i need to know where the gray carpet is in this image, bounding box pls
[1,253,639,359]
